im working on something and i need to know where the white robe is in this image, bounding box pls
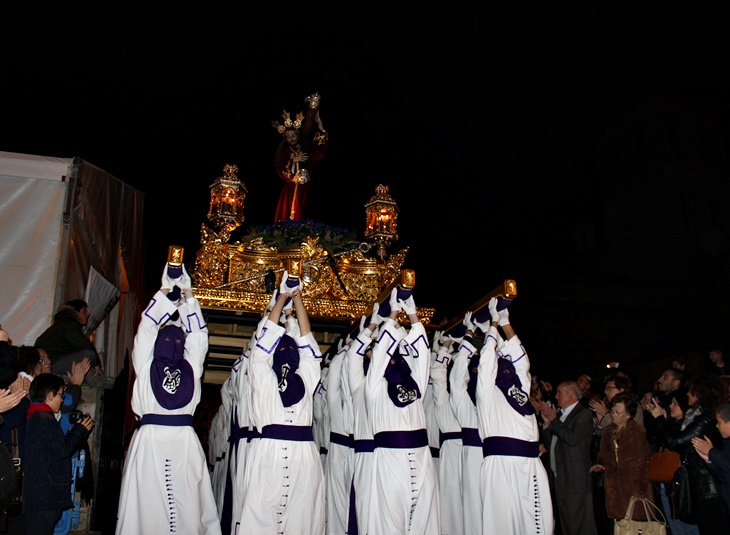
[449,338,483,535]
[339,340,356,532]
[210,375,233,516]
[229,348,250,535]
[477,327,554,535]
[365,319,440,535]
[347,328,375,535]
[313,365,330,473]
[432,344,464,535]
[116,292,221,535]
[424,367,440,477]
[325,345,353,535]
[237,316,325,534]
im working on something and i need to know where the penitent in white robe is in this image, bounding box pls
[449,338,483,535]
[431,344,464,535]
[365,319,440,535]
[116,292,221,535]
[347,328,376,535]
[237,316,325,535]
[477,326,554,535]
[325,344,353,535]
[210,374,233,516]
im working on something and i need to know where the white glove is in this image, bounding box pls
[488,297,500,325]
[432,330,443,348]
[372,301,388,325]
[359,314,368,333]
[435,330,455,349]
[462,311,476,333]
[498,307,510,327]
[472,310,491,334]
[280,270,302,295]
[161,263,175,290]
[177,264,192,291]
[337,338,345,352]
[388,287,401,314]
[399,295,417,315]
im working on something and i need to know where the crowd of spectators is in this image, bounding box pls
[529,350,730,534]
[0,300,97,534]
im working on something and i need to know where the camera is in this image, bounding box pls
[68,410,85,424]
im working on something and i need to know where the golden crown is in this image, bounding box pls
[272,110,304,135]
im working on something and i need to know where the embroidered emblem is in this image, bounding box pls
[508,384,529,406]
[279,363,291,392]
[162,367,182,394]
[396,384,419,405]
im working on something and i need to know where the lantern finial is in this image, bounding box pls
[364,184,399,261]
[207,163,247,235]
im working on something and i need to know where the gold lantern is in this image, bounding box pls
[364,184,399,261]
[207,163,247,233]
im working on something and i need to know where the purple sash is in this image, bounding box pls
[354,439,375,453]
[261,424,314,442]
[482,436,540,458]
[330,432,354,448]
[137,414,193,428]
[374,429,428,449]
[439,431,461,447]
[462,427,482,448]
[248,427,261,442]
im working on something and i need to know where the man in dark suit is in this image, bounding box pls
[540,381,597,535]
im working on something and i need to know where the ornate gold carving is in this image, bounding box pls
[272,110,304,134]
[167,245,184,267]
[191,219,423,322]
[193,287,434,324]
[401,269,416,289]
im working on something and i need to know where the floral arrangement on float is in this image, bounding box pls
[242,219,359,253]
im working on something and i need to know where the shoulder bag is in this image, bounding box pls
[614,496,667,535]
[0,443,18,511]
[667,460,695,523]
[646,447,681,483]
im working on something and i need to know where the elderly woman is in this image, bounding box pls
[591,375,644,433]
[590,393,654,526]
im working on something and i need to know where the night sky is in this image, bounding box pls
[3,13,730,381]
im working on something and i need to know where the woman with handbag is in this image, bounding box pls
[649,374,729,534]
[589,393,654,531]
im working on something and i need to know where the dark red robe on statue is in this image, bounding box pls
[274,130,328,222]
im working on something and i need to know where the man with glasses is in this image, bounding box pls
[541,381,597,535]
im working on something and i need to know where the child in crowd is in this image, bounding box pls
[692,401,730,516]
[23,373,94,534]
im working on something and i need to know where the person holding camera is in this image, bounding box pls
[23,372,93,534]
